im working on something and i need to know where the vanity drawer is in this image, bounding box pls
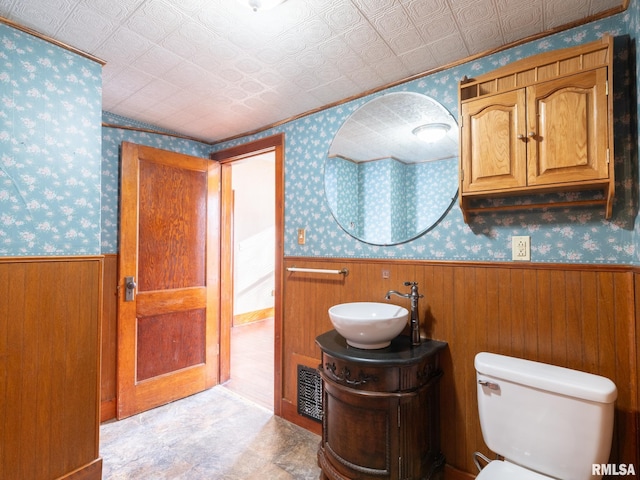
[321,353,399,392]
[400,354,441,390]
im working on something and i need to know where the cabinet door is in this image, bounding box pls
[323,380,399,478]
[460,89,527,193]
[526,68,609,186]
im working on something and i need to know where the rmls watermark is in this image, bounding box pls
[592,464,637,476]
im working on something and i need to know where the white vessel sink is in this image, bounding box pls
[328,302,409,349]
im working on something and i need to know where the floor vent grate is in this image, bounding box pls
[297,365,323,422]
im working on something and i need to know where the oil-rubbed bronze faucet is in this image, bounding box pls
[385,281,423,346]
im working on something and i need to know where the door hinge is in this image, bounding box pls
[606,80,609,96]
[606,148,610,164]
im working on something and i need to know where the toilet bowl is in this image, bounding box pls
[477,460,553,479]
[475,352,617,480]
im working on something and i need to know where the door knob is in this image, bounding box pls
[125,276,136,302]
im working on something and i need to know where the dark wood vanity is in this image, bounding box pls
[316,331,447,480]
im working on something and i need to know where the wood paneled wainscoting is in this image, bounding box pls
[282,258,639,478]
[0,256,103,480]
[101,254,118,422]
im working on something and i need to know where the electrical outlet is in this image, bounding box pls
[512,235,531,261]
[382,269,390,279]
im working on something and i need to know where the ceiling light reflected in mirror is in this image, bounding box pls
[412,123,451,143]
[325,92,459,246]
[328,92,458,164]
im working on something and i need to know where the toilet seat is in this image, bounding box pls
[476,460,555,480]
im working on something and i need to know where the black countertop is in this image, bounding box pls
[316,330,447,366]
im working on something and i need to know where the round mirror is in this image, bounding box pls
[325,92,459,245]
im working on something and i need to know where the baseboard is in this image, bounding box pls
[56,458,102,480]
[233,307,274,326]
[100,398,116,423]
[444,464,476,480]
[280,398,322,436]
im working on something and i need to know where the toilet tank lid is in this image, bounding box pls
[475,352,617,404]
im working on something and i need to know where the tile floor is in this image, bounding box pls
[100,319,321,479]
[100,387,321,479]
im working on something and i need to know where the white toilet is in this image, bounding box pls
[474,352,617,480]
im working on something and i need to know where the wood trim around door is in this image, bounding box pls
[211,133,285,416]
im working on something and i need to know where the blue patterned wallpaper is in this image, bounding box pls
[0,24,102,256]
[325,156,457,245]
[631,0,640,267]
[1,7,638,264]
[409,158,458,234]
[212,12,638,265]
[325,156,360,238]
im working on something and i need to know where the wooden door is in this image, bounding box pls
[527,68,610,186]
[460,88,527,193]
[117,142,220,419]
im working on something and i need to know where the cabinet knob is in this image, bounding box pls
[528,131,536,138]
[517,134,525,140]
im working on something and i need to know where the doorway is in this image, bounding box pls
[212,134,284,415]
[223,153,275,409]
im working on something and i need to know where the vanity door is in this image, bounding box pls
[321,378,400,479]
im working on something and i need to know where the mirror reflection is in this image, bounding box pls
[325,92,459,245]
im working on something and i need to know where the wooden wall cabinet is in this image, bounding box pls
[316,331,447,480]
[459,35,614,221]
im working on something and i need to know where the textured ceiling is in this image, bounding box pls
[0,0,624,143]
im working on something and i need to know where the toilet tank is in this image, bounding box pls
[475,352,617,480]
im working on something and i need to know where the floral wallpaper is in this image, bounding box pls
[1,6,638,265]
[0,23,102,256]
[212,11,638,265]
[325,156,457,245]
[324,156,360,238]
